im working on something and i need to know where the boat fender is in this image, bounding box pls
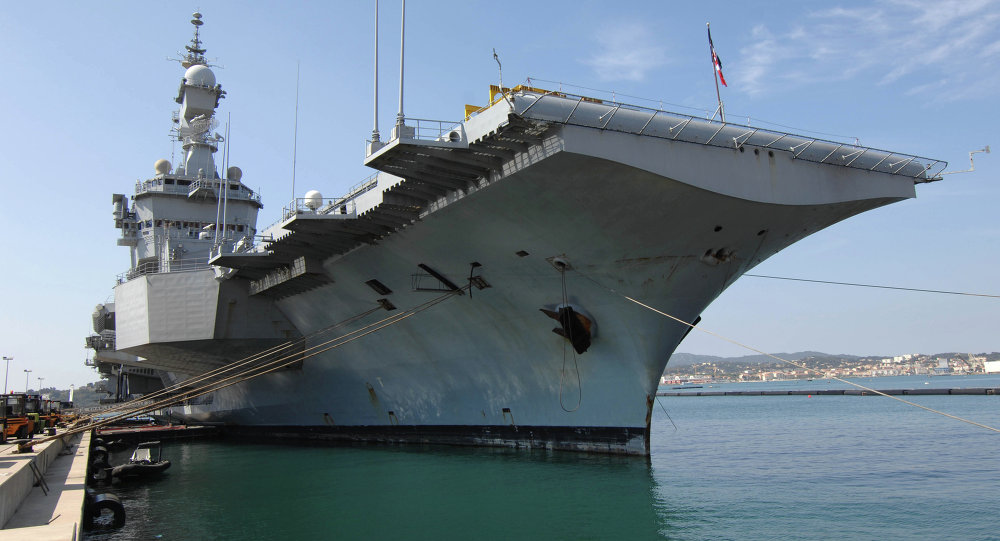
[91,446,109,463]
[107,439,128,451]
[90,466,111,482]
[84,493,126,530]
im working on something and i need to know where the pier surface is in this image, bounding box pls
[0,429,89,540]
[657,387,1000,397]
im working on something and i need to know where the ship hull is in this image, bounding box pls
[162,133,911,454]
[217,425,648,454]
[94,21,939,456]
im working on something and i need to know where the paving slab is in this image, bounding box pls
[0,430,89,540]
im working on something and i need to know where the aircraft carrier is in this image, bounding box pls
[86,12,945,454]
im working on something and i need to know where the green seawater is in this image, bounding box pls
[85,375,1000,540]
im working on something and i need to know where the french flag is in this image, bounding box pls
[709,28,728,87]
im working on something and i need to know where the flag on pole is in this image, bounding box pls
[708,28,727,87]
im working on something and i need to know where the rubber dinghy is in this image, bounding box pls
[111,440,171,479]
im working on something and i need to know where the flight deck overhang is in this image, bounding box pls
[209,116,550,296]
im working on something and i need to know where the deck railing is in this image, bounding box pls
[116,257,213,284]
[134,177,262,204]
[258,172,379,234]
[85,334,115,351]
[399,118,464,141]
[280,198,358,222]
[511,88,946,181]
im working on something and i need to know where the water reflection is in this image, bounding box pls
[84,380,1000,540]
[85,439,672,540]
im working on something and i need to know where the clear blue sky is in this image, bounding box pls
[0,1,997,388]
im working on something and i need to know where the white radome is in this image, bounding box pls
[154,159,171,175]
[184,64,216,87]
[304,190,323,210]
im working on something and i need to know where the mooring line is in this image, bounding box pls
[89,294,453,424]
[655,397,678,431]
[39,290,464,448]
[573,270,1000,434]
[84,305,386,422]
[746,274,1000,299]
[145,291,456,410]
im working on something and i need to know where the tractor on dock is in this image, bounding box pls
[1,394,35,440]
[40,398,59,430]
[24,394,45,435]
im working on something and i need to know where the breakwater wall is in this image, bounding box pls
[657,387,1000,397]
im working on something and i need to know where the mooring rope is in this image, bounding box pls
[573,269,1000,434]
[83,305,385,422]
[28,289,463,449]
[745,274,1000,299]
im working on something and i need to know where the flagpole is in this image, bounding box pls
[707,23,725,123]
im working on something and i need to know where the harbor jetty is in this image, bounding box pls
[0,428,89,539]
[0,422,215,538]
[657,387,1000,397]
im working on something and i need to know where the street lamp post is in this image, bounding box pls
[23,369,31,393]
[2,356,11,393]
[37,377,44,392]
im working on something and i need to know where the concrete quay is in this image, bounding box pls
[0,430,90,540]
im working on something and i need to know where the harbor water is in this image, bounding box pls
[85,375,1000,540]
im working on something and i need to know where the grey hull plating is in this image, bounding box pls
[161,131,915,455]
[219,425,649,455]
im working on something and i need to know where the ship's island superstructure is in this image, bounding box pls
[87,13,297,394]
[87,13,946,454]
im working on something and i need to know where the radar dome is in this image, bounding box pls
[184,64,216,87]
[227,166,243,181]
[304,190,323,210]
[154,159,171,175]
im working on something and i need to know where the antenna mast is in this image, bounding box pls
[222,113,230,245]
[372,0,380,144]
[395,0,405,134]
[183,12,207,68]
[493,48,503,89]
[292,62,300,202]
[215,121,227,246]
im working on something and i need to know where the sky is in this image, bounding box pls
[0,0,997,389]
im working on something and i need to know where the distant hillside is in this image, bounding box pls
[668,351,862,367]
[668,351,1000,368]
